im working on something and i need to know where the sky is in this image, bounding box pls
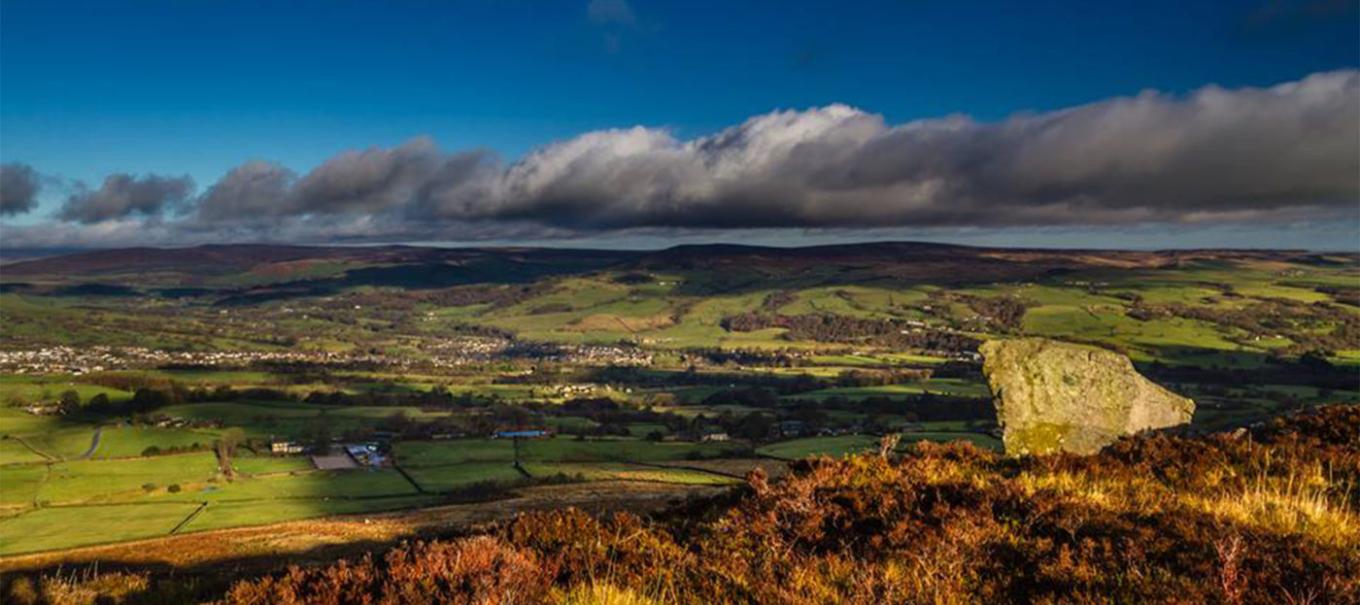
[1,0,1357,250]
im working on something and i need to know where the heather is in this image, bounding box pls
[201,405,1359,605]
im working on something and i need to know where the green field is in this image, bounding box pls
[757,436,878,459]
[0,247,1356,557]
[792,378,991,401]
[0,502,205,555]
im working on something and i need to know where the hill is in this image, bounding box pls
[6,405,1355,604]
[0,240,1355,577]
[3,242,1348,289]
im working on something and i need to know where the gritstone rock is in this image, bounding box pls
[979,338,1195,455]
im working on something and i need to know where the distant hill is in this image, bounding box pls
[3,241,1342,290]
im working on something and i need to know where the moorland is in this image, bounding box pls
[0,242,1356,601]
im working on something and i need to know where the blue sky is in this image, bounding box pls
[1,0,1357,248]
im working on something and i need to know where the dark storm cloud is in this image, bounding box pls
[191,138,496,229]
[290,137,444,215]
[440,69,1357,230]
[195,160,296,222]
[58,173,195,224]
[5,69,1357,246]
[0,163,41,216]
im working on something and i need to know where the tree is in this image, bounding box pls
[87,393,111,412]
[309,423,333,453]
[58,390,81,415]
[130,388,171,413]
[733,413,775,441]
[1300,349,1333,370]
[215,428,246,476]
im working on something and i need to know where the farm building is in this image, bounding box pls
[271,440,305,455]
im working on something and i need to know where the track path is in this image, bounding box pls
[73,426,103,460]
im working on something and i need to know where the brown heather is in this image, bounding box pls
[13,406,1358,605]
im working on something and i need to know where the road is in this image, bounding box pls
[73,426,102,460]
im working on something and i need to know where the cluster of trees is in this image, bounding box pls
[798,393,995,423]
[1313,285,1360,307]
[1145,357,1358,391]
[140,443,209,457]
[721,312,980,352]
[674,348,805,367]
[1130,298,1360,356]
[303,385,501,410]
[612,272,653,285]
[833,368,932,388]
[760,290,797,312]
[419,282,552,309]
[690,387,994,438]
[584,365,827,396]
[957,293,1031,332]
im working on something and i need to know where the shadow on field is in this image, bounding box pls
[0,538,406,603]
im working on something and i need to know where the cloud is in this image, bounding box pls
[196,161,296,222]
[58,173,195,224]
[5,69,1358,246]
[436,70,1357,229]
[0,163,41,216]
[192,138,496,227]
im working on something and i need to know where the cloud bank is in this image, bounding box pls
[59,173,195,224]
[0,163,41,216]
[2,70,1357,247]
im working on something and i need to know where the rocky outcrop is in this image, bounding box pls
[980,338,1194,455]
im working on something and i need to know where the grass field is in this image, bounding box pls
[402,463,523,492]
[0,251,1355,560]
[36,453,221,504]
[792,378,990,400]
[756,436,878,459]
[159,400,454,438]
[523,462,739,485]
[0,502,205,555]
[393,437,746,467]
[0,375,133,406]
[180,495,440,534]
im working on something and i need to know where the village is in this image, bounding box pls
[0,341,655,375]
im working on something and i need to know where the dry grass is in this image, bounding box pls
[554,583,661,605]
[5,568,149,605]
[10,406,1359,605]
[1187,468,1357,548]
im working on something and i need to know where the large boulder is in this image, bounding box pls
[979,338,1194,455]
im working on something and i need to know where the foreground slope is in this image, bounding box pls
[11,406,1353,604]
[224,408,1359,605]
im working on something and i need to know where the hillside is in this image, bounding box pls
[3,242,1350,288]
[0,241,1356,583]
[6,405,1355,604]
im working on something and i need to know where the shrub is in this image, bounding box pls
[224,537,549,605]
[212,406,1360,605]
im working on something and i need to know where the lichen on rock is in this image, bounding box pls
[979,338,1195,455]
